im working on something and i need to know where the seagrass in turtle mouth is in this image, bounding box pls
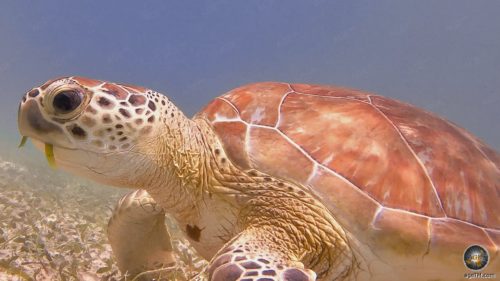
[19,136,57,168]
[19,136,81,169]
[44,143,56,169]
[18,136,28,148]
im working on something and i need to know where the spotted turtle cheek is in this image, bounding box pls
[66,124,87,140]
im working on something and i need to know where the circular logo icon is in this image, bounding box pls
[464,245,489,271]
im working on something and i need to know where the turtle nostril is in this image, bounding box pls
[53,90,83,113]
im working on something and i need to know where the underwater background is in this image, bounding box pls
[1,1,499,280]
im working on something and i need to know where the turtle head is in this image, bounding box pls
[18,76,172,188]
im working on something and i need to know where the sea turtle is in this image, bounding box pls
[17,77,499,281]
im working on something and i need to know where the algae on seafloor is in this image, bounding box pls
[0,153,205,280]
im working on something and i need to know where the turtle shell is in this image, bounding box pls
[197,82,499,278]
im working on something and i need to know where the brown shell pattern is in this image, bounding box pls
[198,82,499,270]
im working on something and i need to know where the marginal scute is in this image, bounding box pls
[485,230,500,270]
[370,208,430,258]
[309,166,379,237]
[212,121,251,170]
[427,219,495,268]
[486,230,500,250]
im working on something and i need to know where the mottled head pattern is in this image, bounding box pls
[19,76,176,152]
[18,76,184,187]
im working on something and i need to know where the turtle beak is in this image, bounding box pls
[17,99,72,168]
[18,99,65,142]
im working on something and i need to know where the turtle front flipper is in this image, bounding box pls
[108,190,177,279]
[194,227,317,281]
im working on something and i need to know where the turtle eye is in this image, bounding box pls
[52,90,83,114]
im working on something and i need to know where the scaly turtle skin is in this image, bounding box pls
[18,77,499,280]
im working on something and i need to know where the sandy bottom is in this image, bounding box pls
[0,149,205,280]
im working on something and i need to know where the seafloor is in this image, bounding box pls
[0,140,205,280]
